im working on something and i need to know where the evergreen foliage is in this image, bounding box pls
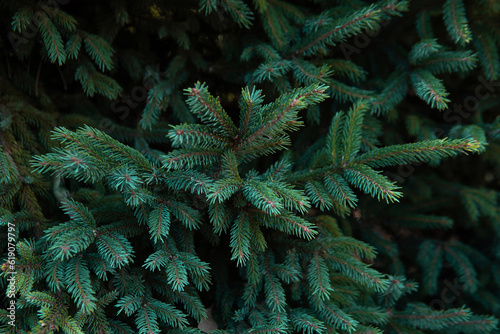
[1,0,500,333]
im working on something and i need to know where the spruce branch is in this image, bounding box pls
[296,4,383,56]
[410,69,451,110]
[417,50,477,74]
[409,38,442,65]
[36,12,67,65]
[65,34,82,59]
[443,0,472,45]
[83,33,114,71]
[473,31,500,80]
[354,138,482,168]
[392,304,471,330]
[185,82,238,137]
[324,173,358,208]
[341,101,369,162]
[344,164,402,203]
[305,182,334,211]
[308,253,334,301]
[230,211,252,266]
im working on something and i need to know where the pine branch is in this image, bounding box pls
[263,260,286,313]
[239,86,265,134]
[259,5,291,50]
[168,124,229,149]
[149,298,189,329]
[241,43,281,62]
[292,58,333,85]
[391,214,453,229]
[252,60,292,83]
[370,71,409,115]
[207,180,241,204]
[164,170,213,195]
[326,59,368,84]
[344,306,389,326]
[258,211,318,240]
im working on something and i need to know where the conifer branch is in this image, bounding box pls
[443,0,472,45]
[168,124,229,149]
[419,52,477,73]
[370,72,409,115]
[416,10,433,39]
[162,148,223,169]
[392,304,471,329]
[220,0,254,29]
[443,245,478,293]
[473,32,500,80]
[230,211,252,266]
[344,164,402,203]
[237,84,328,152]
[410,70,450,110]
[263,257,286,313]
[185,82,238,137]
[36,12,67,65]
[324,173,358,208]
[83,34,114,71]
[341,102,369,162]
[308,253,333,300]
[4,1,499,331]
[327,79,374,102]
[355,138,481,167]
[305,182,334,211]
[239,86,264,134]
[296,5,383,56]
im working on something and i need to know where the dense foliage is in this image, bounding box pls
[1,0,499,333]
